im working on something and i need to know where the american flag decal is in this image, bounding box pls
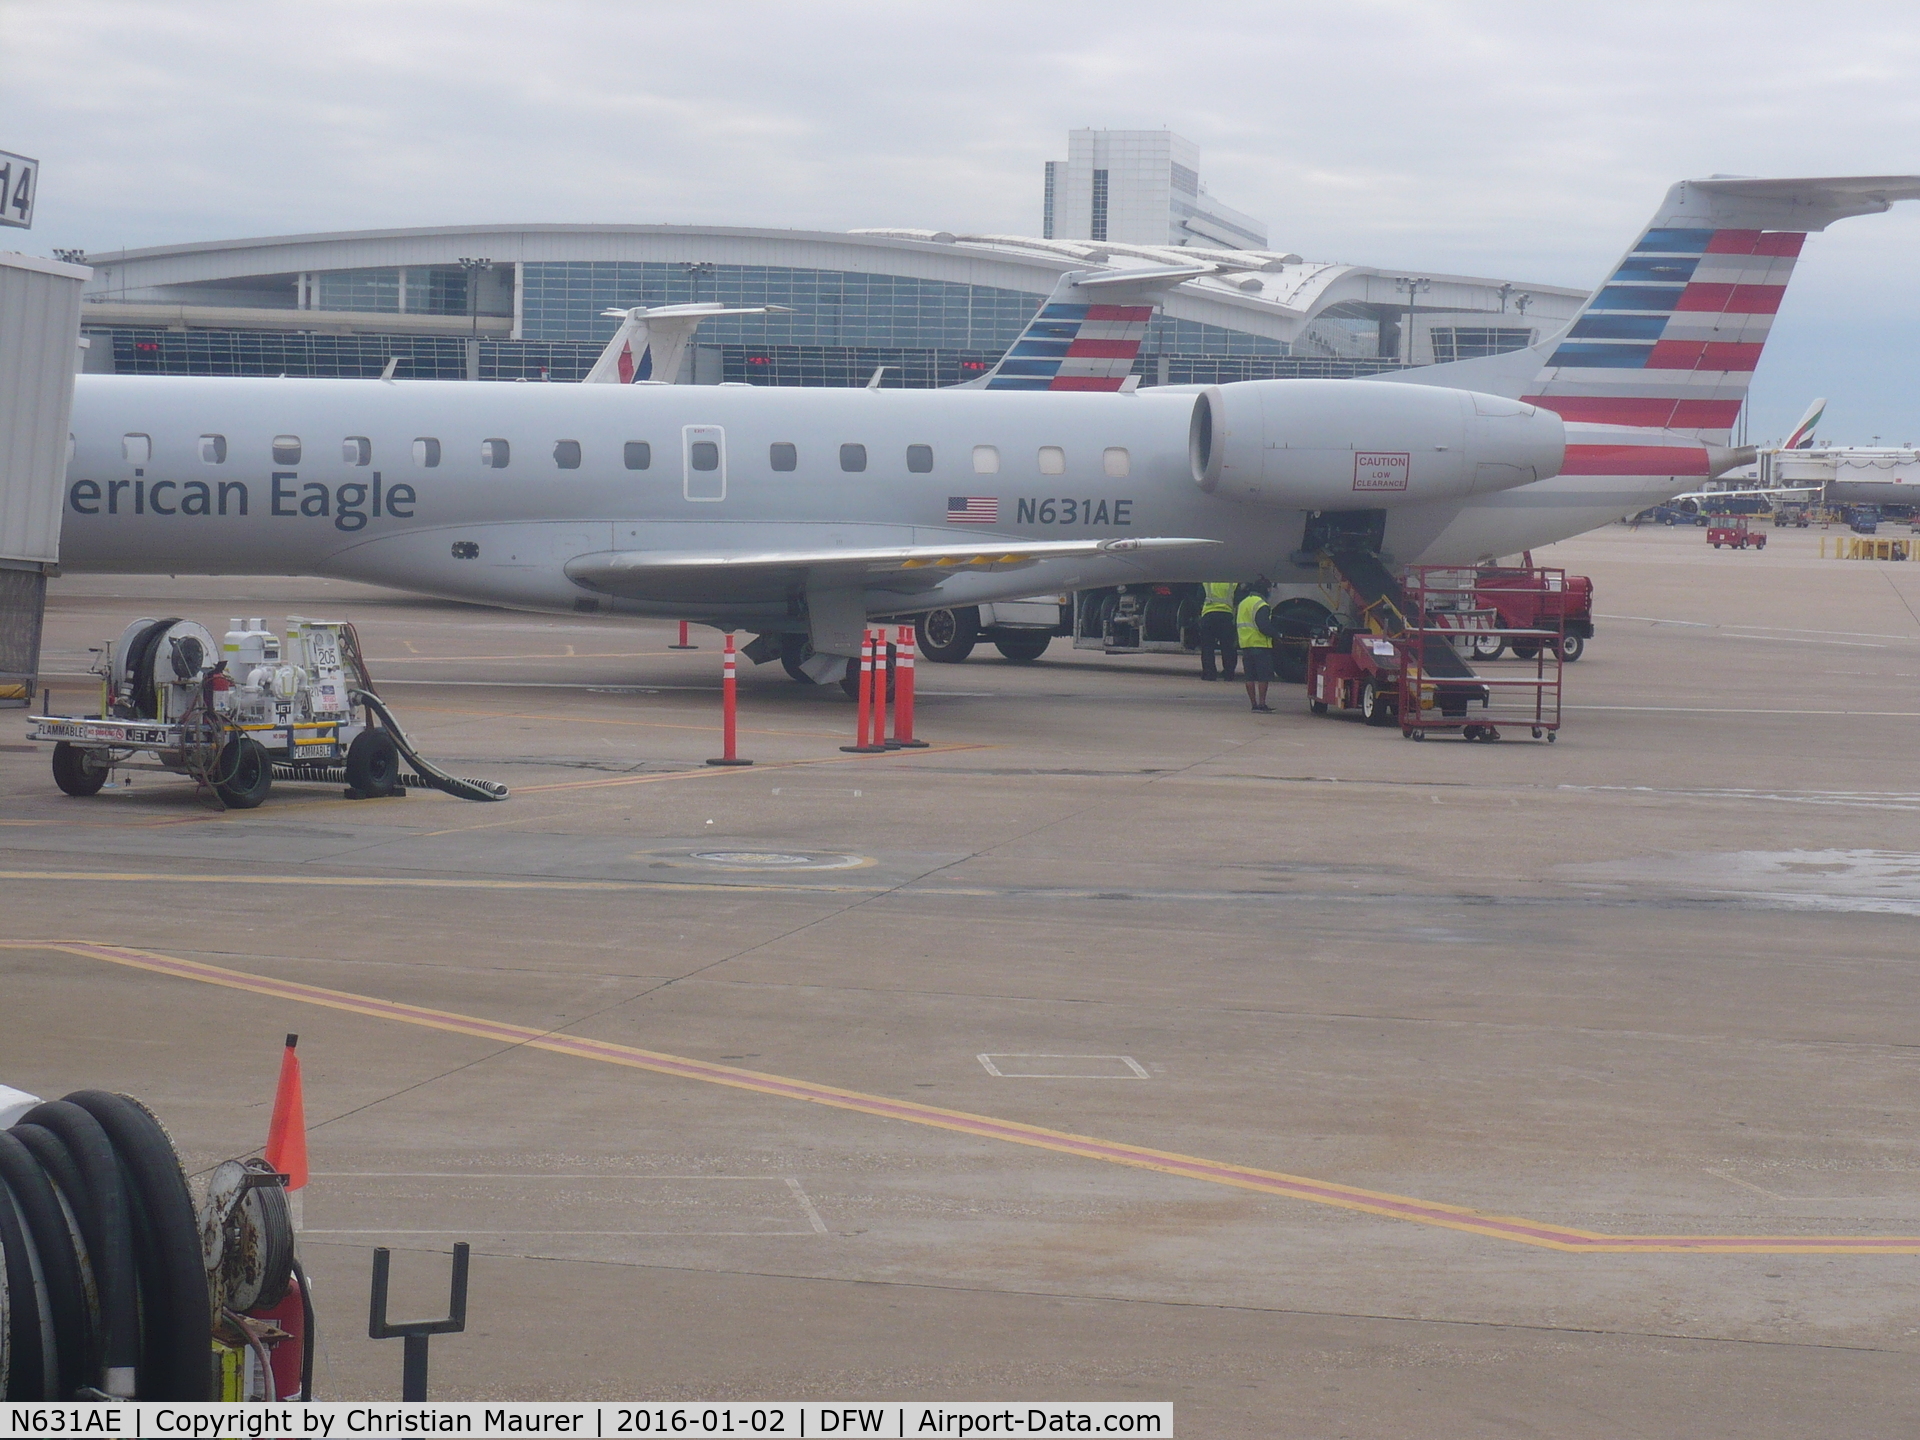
[946,496,999,524]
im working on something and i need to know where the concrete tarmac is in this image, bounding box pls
[4,524,1919,1435]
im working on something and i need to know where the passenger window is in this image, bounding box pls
[1103,446,1130,478]
[690,441,720,471]
[121,434,151,465]
[343,436,372,466]
[840,443,867,473]
[199,434,227,464]
[413,437,441,467]
[1038,446,1066,475]
[554,440,581,469]
[906,444,934,473]
[624,441,652,471]
[770,442,797,472]
[972,445,1000,475]
[481,439,510,468]
[272,435,300,465]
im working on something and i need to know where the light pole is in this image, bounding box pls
[457,257,492,337]
[1393,277,1430,364]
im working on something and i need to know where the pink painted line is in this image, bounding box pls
[20,941,1920,1256]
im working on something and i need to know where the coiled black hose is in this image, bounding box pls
[350,690,508,801]
[1,1094,211,1399]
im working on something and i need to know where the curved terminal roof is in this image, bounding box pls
[76,223,1584,348]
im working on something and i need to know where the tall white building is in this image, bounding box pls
[1043,130,1268,251]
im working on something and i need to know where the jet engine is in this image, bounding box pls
[1189,379,1564,510]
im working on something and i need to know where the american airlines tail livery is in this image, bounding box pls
[57,176,1918,672]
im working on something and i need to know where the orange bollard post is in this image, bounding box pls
[841,628,886,753]
[705,632,752,766]
[892,623,928,747]
[670,620,697,650]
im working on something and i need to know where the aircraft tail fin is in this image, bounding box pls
[969,264,1213,391]
[583,303,793,385]
[1784,396,1827,449]
[1523,176,1920,444]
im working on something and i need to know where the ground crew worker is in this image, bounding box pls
[1197,581,1238,681]
[1236,579,1277,712]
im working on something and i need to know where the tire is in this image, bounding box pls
[780,634,814,683]
[992,631,1051,662]
[345,727,401,797]
[1270,598,1332,684]
[1510,641,1541,661]
[838,648,898,701]
[916,606,978,663]
[1361,680,1395,727]
[1309,700,1328,715]
[1470,633,1505,661]
[1557,634,1586,663]
[51,741,108,796]
[213,736,272,809]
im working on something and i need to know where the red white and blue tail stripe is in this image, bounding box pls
[980,273,1152,391]
[1523,225,1804,449]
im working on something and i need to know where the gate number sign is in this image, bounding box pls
[0,150,38,229]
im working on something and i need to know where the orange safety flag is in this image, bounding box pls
[263,1033,308,1190]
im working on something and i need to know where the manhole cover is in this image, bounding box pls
[693,851,815,866]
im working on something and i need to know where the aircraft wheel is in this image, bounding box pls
[780,634,815,682]
[213,736,273,809]
[917,607,978,663]
[992,631,1051,662]
[345,728,401,797]
[51,742,109,797]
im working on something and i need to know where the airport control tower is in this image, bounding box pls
[1043,129,1268,251]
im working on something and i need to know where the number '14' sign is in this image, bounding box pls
[0,149,39,229]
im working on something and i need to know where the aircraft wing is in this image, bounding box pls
[565,536,1220,603]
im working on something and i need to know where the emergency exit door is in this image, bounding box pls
[683,425,726,501]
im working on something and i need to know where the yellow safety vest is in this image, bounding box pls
[1201,582,1237,615]
[1236,593,1273,649]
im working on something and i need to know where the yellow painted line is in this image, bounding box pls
[6,939,1916,1256]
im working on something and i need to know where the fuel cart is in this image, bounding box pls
[28,614,507,807]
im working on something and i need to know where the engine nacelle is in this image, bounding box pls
[1190,379,1564,509]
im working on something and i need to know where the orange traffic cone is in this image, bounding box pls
[264,1034,308,1226]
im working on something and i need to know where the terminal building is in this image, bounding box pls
[70,132,1582,389]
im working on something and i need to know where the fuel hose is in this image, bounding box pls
[2,1094,212,1399]
[350,689,508,801]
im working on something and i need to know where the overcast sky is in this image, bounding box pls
[6,0,1917,439]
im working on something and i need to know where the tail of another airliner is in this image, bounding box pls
[1783,396,1826,449]
[966,261,1235,391]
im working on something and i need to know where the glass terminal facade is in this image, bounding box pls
[90,259,1418,386]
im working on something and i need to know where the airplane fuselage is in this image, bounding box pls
[61,373,1596,632]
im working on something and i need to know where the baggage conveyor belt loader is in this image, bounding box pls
[28,614,507,808]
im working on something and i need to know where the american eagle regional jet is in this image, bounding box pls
[56,175,1919,679]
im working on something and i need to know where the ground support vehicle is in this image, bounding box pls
[1707,516,1768,550]
[1773,504,1813,527]
[909,597,1070,664]
[1064,582,1335,681]
[28,614,505,807]
[1396,567,1563,743]
[1468,563,1595,662]
[1307,630,1409,727]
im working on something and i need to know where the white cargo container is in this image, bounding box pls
[0,251,89,700]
